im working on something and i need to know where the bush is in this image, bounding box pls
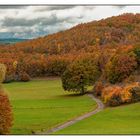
[101,82,140,106]
[102,85,122,106]
[129,82,140,102]
[19,72,30,82]
[93,81,104,96]
[3,74,15,83]
[108,93,122,106]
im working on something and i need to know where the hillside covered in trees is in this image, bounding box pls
[0,13,140,107]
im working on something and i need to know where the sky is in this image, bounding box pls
[0,5,140,39]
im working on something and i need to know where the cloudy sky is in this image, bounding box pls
[0,5,140,39]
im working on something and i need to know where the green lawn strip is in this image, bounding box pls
[4,79,96,134]
[54,102,140,134]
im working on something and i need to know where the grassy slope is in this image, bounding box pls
[4,79,96,134]
[55,102,140,134]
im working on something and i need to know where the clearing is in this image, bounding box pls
[4,78,96,134]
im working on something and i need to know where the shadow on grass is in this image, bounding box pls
[58,93,85,98]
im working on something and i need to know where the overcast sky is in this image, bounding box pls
[0,5,140,39]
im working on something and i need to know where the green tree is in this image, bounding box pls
[61,58,101,94]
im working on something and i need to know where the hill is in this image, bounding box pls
[6,13,140,54]
[0,13,140,83]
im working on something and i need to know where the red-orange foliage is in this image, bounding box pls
[94,81,104,96]
[18,72,30,82]
[0,88,13,134]
[105,53,137,83]
[102,85,122,106]
[0,14,140,82]
[101,82,140,106]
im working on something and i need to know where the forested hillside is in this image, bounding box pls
[2,13,140,54]
[0,13,140,91]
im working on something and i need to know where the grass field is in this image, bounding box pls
[55,102,140,134]
[4,78,96,134]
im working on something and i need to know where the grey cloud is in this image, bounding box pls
[0,6,89,38]
[2,12,82,28]
[2,14,58,27]
[0,5,27,9]
[34,6,76,12]
[45,6,76,10]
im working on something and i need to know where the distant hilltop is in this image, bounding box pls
[0,38,29,44]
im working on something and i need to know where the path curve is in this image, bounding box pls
[41,94,105,134]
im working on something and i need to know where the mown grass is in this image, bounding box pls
[4,79,96,134]
[55,102,140,134]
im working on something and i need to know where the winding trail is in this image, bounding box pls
[40,94,104,134]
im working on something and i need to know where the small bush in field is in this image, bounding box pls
[94,81,104,96]
[102,85,122,106]
[127,82,140,102]
[0,88,13,134]
[108,93,122,106]
[19,72,30,82]
[120,85,132,103]
[101,82,140,106]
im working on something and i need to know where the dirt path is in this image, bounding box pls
[40,94,105,134]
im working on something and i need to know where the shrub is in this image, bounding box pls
[128,82,140,102]
[0,88,13,134]
[19,72,30,82]
[102,85,122,106]
[93,81,104,96]
[3,74,15,83]
[101,82,140,106]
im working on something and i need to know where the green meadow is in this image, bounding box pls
[55,102,140,134]
[4,79,96,134]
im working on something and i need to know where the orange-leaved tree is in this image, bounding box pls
[0,64,13,134]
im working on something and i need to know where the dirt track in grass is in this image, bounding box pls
[41,93,105,134]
